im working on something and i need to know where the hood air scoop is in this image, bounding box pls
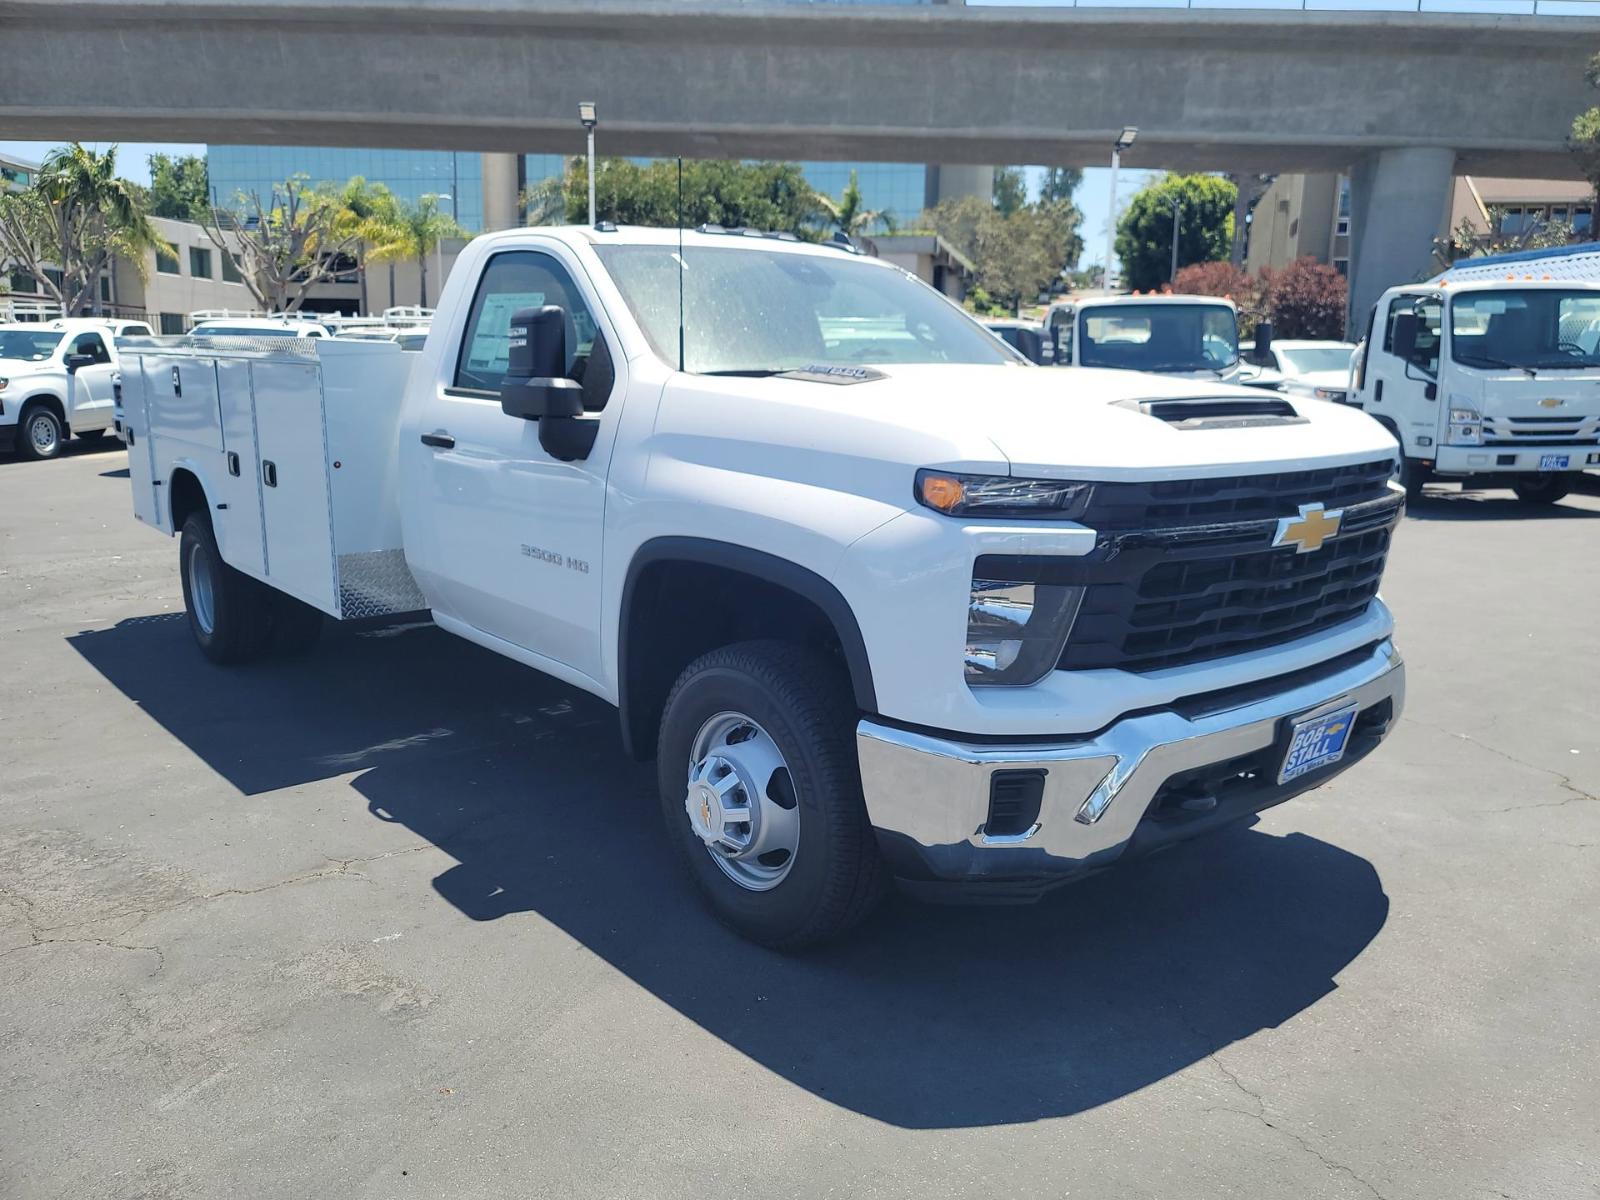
[1116,395,1307,430]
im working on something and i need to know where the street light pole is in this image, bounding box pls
[579,101,598,227]
[1106,127,1137,294]
[1169,196,1181,283]
[425,192,454,309]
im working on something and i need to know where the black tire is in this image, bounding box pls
[1399,458,1430,505]
[17,403,65,461]
[657,639,886,950]
[178,513,273,664]
[266,590,324,655]
[1513,475,1571,505]
[76,428,107,441]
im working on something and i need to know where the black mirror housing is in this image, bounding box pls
[64,353,95,371]
[1254,320,1274,362]
[500,305,583,421]
[1391,312,1419,361]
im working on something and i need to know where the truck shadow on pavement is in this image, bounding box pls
[1407,487,1600,520]
[70,613,1389,1130]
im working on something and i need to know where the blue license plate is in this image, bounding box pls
[1279,704,1359,784]
[1539,454,1570,470]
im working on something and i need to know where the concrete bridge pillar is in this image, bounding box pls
[1346,146,1456,335]
[482,152,523,231]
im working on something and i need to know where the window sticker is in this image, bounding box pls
[467,291,546,375]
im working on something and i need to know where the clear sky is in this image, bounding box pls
[2,140,1155,270]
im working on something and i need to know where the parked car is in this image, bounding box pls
[189,315,332,339]
[120,224,1405,948]
[980,318,1052,364]
[0,317,149,459]
[1242,335,1358,404]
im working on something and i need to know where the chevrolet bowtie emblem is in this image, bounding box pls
[1539,397,1565,408]
[1274,502,1343,554]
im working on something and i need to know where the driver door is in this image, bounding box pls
[404,246,624,686]
[66,330,117,432]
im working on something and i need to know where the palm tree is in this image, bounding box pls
[369,193,468,307]
[815,170,893,240]
[331,177,405,315]
[0,143,165,315]
[520,172,569,227]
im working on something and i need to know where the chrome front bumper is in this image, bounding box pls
[856,640,1404,893]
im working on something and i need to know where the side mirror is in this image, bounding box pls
[1253,320,1274,363]
[64,353,95,371]
[1014,328,1046,365]
[498,305,596,462]
[1391,312,1419,362]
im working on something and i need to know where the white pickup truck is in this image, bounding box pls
[119,225,1406,947]
[1045,294,1243,383]
[0,317,150,459]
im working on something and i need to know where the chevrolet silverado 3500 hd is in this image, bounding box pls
[120,225,1406,947]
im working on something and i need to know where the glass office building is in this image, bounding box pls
[212,147,938,236]
[208,146,488,231]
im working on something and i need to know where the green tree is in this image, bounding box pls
[1569,52,1600,229]
[368,193,468,307]
[1038,167,1083,205]
[147,152,211,222]
[204,176,369,312]
[816,169,892,237]
[992,167,1028,218]
[1114,173,1237,292]
[0,143,165,315]
[921,195,1074,313]
[328,176,406,315]
[564,158,823,234]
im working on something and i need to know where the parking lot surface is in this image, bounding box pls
[3,443,1598,1199]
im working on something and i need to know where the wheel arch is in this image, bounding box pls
[617,537,877,761]
[167,465,211,534]
[21,392,66,425]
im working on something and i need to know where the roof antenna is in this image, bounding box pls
[677,156,686,372]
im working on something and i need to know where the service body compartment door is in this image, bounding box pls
[251,360,337,614]
[122,354,164,531]
[214,358,266,577]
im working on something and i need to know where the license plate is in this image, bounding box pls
[1278,704,1359,785]
[1539,454,1570,470]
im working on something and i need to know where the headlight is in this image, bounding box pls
[965,561,1086,686]
[0,377,9,391]
[1312,386,1346,401]
[1448,405,1482,446]
[917,470,1093,520]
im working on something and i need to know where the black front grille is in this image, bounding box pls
[1082,457,1395,530]
[976,458,1401,676]
[1059,526,1392,672]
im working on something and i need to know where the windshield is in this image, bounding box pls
[1450,289,1600,370]
[594,244,1014,373]
[1078,303,1238,373]
[1278,346,1354,375]
[0,330,63,361]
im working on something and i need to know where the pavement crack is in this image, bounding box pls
[0,934,165,976]
[1403,717,1599,812]
[1205,1054,1390,1200]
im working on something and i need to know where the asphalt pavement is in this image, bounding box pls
[2,442,1597,1199]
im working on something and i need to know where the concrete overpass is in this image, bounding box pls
[5,0,1600,319]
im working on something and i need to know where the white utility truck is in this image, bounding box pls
[1045,294,1243,382]
[120,225,1406,948]
[0,317,151,459]
[1351,278,1600,503]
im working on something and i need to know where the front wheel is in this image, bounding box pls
[17,405,65,461]
[1513,475,1571,505]
[1399,458,1430,505]
[657,640,886,949]
[179,514,273,664]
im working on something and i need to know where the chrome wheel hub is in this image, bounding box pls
[685,712,799,891]
[188,544,216,636]
[28,413,58,454]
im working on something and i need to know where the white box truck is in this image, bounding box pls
[1351,269,1600,503]
[120,225,1406,947]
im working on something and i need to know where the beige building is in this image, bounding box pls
[860,233,974,300]
[1246,172,1595,277]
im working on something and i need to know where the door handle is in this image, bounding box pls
[262,460,278,488]
[227,451,240,477]
[420,431,455,449]
[172,366,182,397]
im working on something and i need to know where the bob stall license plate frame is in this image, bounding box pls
[1278,702,1360,785]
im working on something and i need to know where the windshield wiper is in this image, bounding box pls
[697,368,790,377]
[1456,354,1536,377]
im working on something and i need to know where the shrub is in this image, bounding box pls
[1263,257,1348,340]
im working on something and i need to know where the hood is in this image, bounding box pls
[658,363,1398,485]
[0,356,53,373]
